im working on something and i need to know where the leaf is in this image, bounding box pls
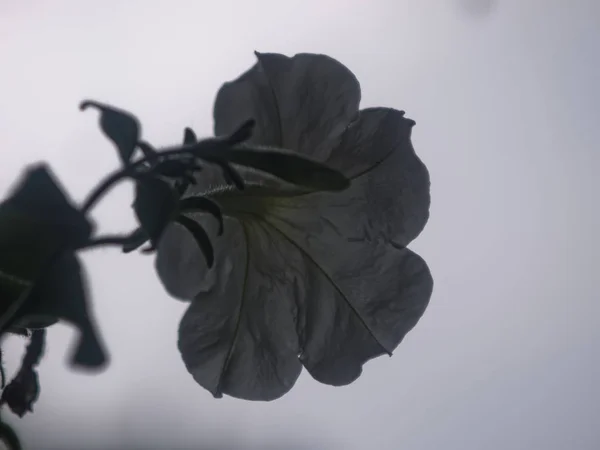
[0,164,93,253]
[0,330,45,417]
[13,253,108,369]
[174,215,214,268]
[0,367,39,417]
[179,197,224,235]
[216,146,349,191]
[133,176,179,250]
[80,100,141,164]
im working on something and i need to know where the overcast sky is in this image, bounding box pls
[0,1,598,449]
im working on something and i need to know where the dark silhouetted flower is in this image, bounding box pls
[0,165,108,369]
[156,52,433,400]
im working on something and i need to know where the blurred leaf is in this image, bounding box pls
[0,367,39,417]
[80,100,141,164]
[179,197,224,235]
[14,253,108,369]
[215,146,349,191]
[0,164,93,259]
[133,177,179,251]
[0,330,45,417]
[174,215,214,268]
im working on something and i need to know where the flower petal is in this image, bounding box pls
[174,217,303,400]
[267,108,430,248]
[16,253,108,369]
[326,107,416,178]
[260,217,433,385]
[187,52,362,197]
[303,246,432,385]
[213,52,361,159]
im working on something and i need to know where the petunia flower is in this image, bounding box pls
[155,52,433,401]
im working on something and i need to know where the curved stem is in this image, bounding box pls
[80,169,130,215]
[80,138,226,215]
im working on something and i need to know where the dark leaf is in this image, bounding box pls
[170,128,201,196]
[0,164,93,253]
[183,127,197,145]
[179,196,224,235]
[80,100,141,164]
[174,215,214,268]
[0,329,46,417]
[121,227,150,253]
[133,176,179,250]
[13,253,108,369]
[0,368,38,417]
[217,146,349,191]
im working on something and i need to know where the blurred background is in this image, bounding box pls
[0,0,598,449]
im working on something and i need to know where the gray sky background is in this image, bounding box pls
[0,1,598,449]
